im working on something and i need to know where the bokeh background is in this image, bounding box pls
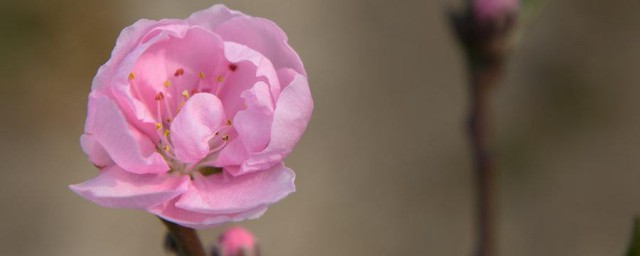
[1,0,639,255]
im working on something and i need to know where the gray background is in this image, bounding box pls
[1,0,639,255]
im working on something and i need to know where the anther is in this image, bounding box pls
[164,80,171,88]
[166,118,172,123]
[222,135,230,141]
[155,92,165,101]
[163,130,170,137]
[128,73,135,80]
[174,68,184,77]
[198,72,205,79]
[214,131,220,136]
[226,119,232,126]
[229,63,238,71]
[162,145,170,152]
[182,90,190,98]
[215,75,224,82]
[154,123,162,129]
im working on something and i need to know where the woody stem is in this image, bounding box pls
[160,218,206,256]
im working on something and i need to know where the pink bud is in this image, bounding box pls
[474,0,519,21]
[218,227,257,256]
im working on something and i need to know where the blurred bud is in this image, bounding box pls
[217,227,258,256]
[474,0,519,23]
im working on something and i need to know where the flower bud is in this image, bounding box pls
[218,227,257,256]
[473,0,519,22]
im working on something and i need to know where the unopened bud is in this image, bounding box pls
[473,0,519,22]
[217,227,258,256]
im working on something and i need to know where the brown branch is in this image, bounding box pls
[160,217,206,256]
[450,5,516,256]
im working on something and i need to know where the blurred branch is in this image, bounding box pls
[160,218,206,256]
[626,217,640,256]
[449,2,518,256]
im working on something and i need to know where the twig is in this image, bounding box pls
[160,218,206,256]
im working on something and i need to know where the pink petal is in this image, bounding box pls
[128,26,225,115]
[232,81,274,153]
[186,4,243,31]
[216,42,279,119]
[69,166,189,208]
[98,21,191,141]
[215,138,249,167]
[240,74,313,174]
[215,16,306,77]
[80,134,112,168]
[170,93,226,163]
[91,19,158,92]
[85,94,169,174]
[150,198,268,229]
[175,163,295,214]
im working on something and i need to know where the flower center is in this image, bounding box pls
[127,64,238,176]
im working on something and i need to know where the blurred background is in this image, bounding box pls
[1,0,639,255]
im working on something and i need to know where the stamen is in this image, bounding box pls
[162,145,170,152]
[155,92,165,101]
[163,96,174,120]
[198,72,205,79]
[222,135,229,141]
[163,130,170,138]
[226,119,232,126]
[215,75,224,83]
[154,123,162,129]
[229,63,238,71]
[164,80,171,88]
[174,68,184,77]
[128,72,135,80]
[166,118,172,123]
[182,90,190,99]
[214,131,220,136]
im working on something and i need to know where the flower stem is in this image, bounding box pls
[466,54,503,256]
[160,218,206,256]
[450,6,516,256]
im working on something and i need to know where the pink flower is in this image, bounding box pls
[70,4,312,229]
[218,227,257,256]
[473,0,519,21]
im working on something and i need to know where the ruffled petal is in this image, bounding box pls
[69,166,189,208]
[238,73,313,174]
[215,16,306,76]
[85,94,169,174]
[170,93,226,163]
[150,198,268,229]
[80,134,112,168]
[216,42,279,119]
[175,163,295,214]
[233,81,274,152]
[186,4,243,31]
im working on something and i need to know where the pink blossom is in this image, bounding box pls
[473,0,519,21]
[70,4,312,229]
[218,227,257,256]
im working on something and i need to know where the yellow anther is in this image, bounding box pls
[222,135,229,141]
[163,130,170,137]
[182,90,190,98]
[154,123,162,129]
[163,80,171,88]
[215,75,224,82]
[198,72,205,79]
[226,119,232,126]
[162,145,170,151]
[128,73,135,80]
